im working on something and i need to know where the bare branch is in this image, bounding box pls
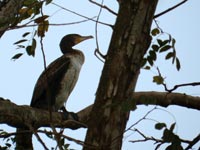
[52,2,113,28]
[154,0,188,18]
[185,134,200,150]
[156,68,200,93]
[31,126,48,150]
[94,0,106,62]
[89,0,117,16]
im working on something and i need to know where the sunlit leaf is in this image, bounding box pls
[153,75,164,85]
[37,20,49,37]
[34,15,49,23]
[151,28,160,36]
[11,53,23,60]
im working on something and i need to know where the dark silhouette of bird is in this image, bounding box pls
[15,34,93,150]
[30,34,93,112]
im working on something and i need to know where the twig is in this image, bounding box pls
[89,0,117,16]
[110,107,157,144]
[33,129,49,150]
[52,2,113,28]
[154,0,188,18]
[156,68,200,92]
[8,17,97,31]
[185,134,200,150]
[38,129,98,149]
[130,128,163,143]
[94,0,106,63]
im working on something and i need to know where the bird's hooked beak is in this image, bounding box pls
[75,35,93,44]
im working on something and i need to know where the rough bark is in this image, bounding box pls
[0,0,24,37]
[1,92,200,130]
[84,0,158,149]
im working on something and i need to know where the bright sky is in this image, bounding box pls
[0,0,200,149]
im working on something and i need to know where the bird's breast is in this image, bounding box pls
[55,56,83,110]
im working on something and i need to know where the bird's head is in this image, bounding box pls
[60,34,93,54]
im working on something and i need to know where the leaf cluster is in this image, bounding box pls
[11,1,51,60]
[142,28,181,71]
[0,129,15,150]
[155,122,183,150]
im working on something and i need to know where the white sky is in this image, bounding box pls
[0,0,200,149]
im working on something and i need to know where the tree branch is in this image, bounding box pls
[0,91,199,129]
[154,0,188,19]
[0,0,24,37]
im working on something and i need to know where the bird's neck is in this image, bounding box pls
[61,47,74,54]
[63,48,85,64]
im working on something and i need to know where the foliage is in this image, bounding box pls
[155,122,183,150]
[10,0,50,60]
[143,27,181,72]
[0,129,15,150]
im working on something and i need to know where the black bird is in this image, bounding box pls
[15,34,93,150]
[31,34,93,111]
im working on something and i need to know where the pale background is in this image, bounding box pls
[0,0,200,149]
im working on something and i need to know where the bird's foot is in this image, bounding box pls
[60,107,79,121]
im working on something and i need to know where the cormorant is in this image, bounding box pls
[15,34,93,150]
[31,34,93,111]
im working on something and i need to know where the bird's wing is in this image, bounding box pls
[30,55,71,108]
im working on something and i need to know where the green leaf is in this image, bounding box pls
[34,15,49,23]
[170,123,176,132]
[157,39,162,46]
[45,0,53,5]
[141,58,147,67]
[157,39,169,47]
[160,45,171,53]
[143,66,151,70]
[151,28,160,36]
[155,123,166,130]
[13,39,27,45]
[172,38,176,47]
[149,50,157,61]
[153,75,164,85]
[147,56,153,66]
[11,53,23,60]
[37,20,49,37]
[22,32,30,37]
[26,38,36,57]
[165,52,174,60]
[152,44,159,52]
[176,58,181,71]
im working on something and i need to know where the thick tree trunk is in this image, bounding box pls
[84,1,158,149]
[0,0,24,37]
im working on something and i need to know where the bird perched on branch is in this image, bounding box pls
[30,34,93,112]
[15,34,93,150]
